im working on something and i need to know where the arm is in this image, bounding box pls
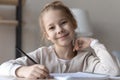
[0,48,49,79]
[0,60,22,77]
[90,39,120,76]
[73,37,120,76]
[0,54,32,77]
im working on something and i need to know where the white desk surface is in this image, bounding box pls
[0,72,120,80]
[0,76,120,80]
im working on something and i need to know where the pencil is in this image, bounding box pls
[16,48,38,64]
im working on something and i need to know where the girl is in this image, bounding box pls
[0,1,119,79]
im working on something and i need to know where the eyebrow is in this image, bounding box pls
[47,23,55,28]
[47,17,67,27]
[60,17,67,21]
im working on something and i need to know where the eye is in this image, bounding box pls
[60,20,67,26]
[49,26,55,30]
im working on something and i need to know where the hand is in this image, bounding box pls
[73,37,94,51]
[16,64,49,79]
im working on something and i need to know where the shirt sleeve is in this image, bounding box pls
[0,61,22,77]
[89,39,120,76]
[0,48,41,77]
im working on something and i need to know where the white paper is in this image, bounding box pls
[0,76,16,80]
[50,72,109,80]
[109,76,120,79]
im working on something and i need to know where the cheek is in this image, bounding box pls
[46,31,55,39]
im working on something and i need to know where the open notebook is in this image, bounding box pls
[50,72,110,80]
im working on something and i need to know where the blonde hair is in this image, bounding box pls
[39,0,77,41]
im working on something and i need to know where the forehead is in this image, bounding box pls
[44,9,66,17]
[42,9,67,25]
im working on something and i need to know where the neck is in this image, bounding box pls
[54,44,77,60]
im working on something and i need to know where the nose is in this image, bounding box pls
[56,26,64,34]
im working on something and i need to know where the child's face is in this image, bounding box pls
[42,9,75,46]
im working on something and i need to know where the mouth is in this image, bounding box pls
[57,33,69,39]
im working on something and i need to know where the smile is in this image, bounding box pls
[57,33,69,39]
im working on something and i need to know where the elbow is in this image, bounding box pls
[107,66,120,76]
[95,64,120,76]
[112,68,120,76]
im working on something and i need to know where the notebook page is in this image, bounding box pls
[50,72,109,80]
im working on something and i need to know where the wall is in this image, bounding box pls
[22,0,120,54]
[0,6,16,63]
[0,0,120,64]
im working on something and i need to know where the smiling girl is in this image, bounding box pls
[0,1,119,79]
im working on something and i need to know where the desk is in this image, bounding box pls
[0,76,120,80]
[0,76,54,80]
[1,72,120,80]
[0,76,109,80]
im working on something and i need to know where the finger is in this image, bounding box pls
[34,64,49,73]
[73,40,79,51]
[35,68,49,78]
[32,71,42,79]
[36,65,50,78]
[74,39,84,51]
[79,44,88,51]
[26,73,39,79]
[31,67,49,79]
[32,71,45,79]
[39,70,49,78]
[38,65,49,74]
[76,45,82,51]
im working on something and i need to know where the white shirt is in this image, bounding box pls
[0,39,120,77]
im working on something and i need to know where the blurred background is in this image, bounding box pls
[0,0,120,64]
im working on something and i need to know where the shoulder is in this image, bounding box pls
[37,45,54,53]
[27,45,54,57]
[34,45,54,57]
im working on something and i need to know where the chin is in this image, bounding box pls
[59,41,72,47]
